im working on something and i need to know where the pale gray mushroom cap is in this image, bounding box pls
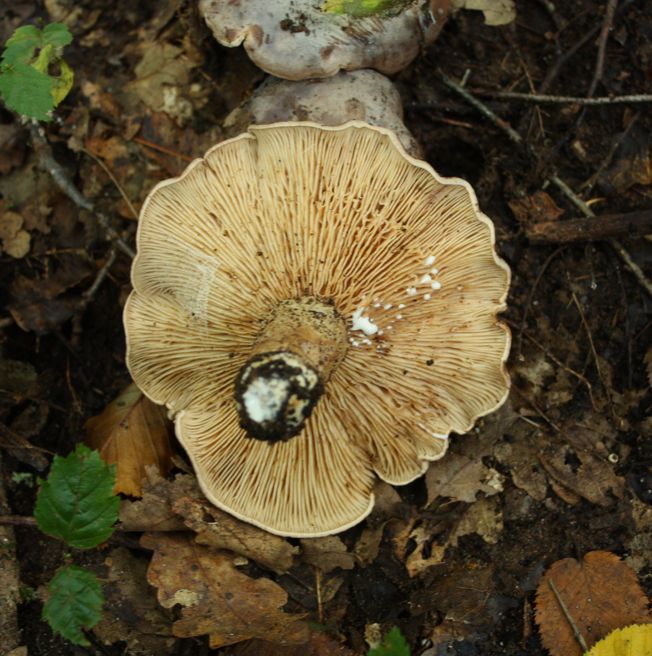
[199,0,450,80]
[124,121,511,537]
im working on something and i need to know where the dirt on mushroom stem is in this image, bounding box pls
[234,296,348,442]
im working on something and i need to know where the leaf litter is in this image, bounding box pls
[2,1,652,654]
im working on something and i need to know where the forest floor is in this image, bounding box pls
[0,1,651,655]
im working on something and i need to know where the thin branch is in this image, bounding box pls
[548,579,589,653]
[525,208,652,243]
[473,91,652,105]
[437,70,524,144]
[29,123,135,259]
[82,148,139,220]
[587,0,618,98]
[549,176,652,298]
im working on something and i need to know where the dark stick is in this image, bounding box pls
[525,209,652,243]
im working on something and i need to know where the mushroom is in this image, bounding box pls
[124,121,510,537]
[225,69,421,157]
[199,0,450,80]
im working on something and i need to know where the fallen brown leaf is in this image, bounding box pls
[86,383,173,497]
[120,471,200,532]
[141,532,310,649]
[300,536,356,575]
[535,551,652,656]
[93,547,174,654]
[175,496,298,574]
[426,453,504,505]
[231,632,356,655]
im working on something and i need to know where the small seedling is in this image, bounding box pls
[0,22,73,120]
[34,444,119,645]
[368,627,411,656]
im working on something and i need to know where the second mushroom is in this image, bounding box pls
[124,121,510,537]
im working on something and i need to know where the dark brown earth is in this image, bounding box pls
[1,1,651,655]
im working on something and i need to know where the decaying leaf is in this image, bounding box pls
[0,210,30,258]
[587,624,652,656]
[93,547,174,654]
[426,452,504,505]
[539,443,625,507]
[141,532,310,649]
[120,470,200,532]
[175,496,298,574]
[300,536,356,575]
[645,347,652,387]
[535,551,652,656]
[86,383,173,497]
[508,190,565,227]
[230,632,356,655]
[598,127,652,194]
[451,0,516,25]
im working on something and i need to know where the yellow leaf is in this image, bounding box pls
[51,59,74,107]
[586,624,652,656]
[85,383,173,497]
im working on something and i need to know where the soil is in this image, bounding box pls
[0,1,651,655]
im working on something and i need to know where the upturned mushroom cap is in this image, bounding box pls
[199,0,450,80]
[124,121,510,537]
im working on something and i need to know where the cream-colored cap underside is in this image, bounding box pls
[124,121,510,537]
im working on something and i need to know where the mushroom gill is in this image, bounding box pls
[124,121,510,537]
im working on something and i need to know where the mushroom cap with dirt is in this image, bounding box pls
[199,0,450,80]
[124,121,511,537]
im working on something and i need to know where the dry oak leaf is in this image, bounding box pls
[141,532,310,649]
[92,547,174,654]
[587,624,652,656]
[120,471,201,532]
[174,496,298,574]
[300,535,356,575]
[535,551,652,656]
[86,383,173,497]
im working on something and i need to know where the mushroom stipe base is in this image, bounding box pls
[234,296,348,442]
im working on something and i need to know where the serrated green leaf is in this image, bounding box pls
[368,627,411,656]
[34,444,119,549]
[1,25,41,65]
[42,23,73,48]
[43,565,103,646]
[0,62,53,120]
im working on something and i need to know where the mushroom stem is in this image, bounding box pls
[235,297,348,442]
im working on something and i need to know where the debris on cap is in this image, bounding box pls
[124,121,510,537]
[225,69,421,157]
[198,0,450,80]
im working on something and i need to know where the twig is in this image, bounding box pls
[547,579,589,652]
[314,567,324,624]
[517,247,567,354]
[550,176,652,298]
[82,148,139,220]
[80,248,118,307]
[570,290,614,415]
[525,208,652,243]
[437,70,524,144]
[516,326,597,410]
[0,515,38,527]
[131,135,194,162]
[473,91,652,105]
[587,0,618,98]
[29,124,135,259]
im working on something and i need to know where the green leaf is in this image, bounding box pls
[321,0,410,17]
[368,627,411,656]
[0,62,54,121]
[43,565,103,646]
[42,23,73,48]
[34,443,119,549]
[1,25,41,65]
